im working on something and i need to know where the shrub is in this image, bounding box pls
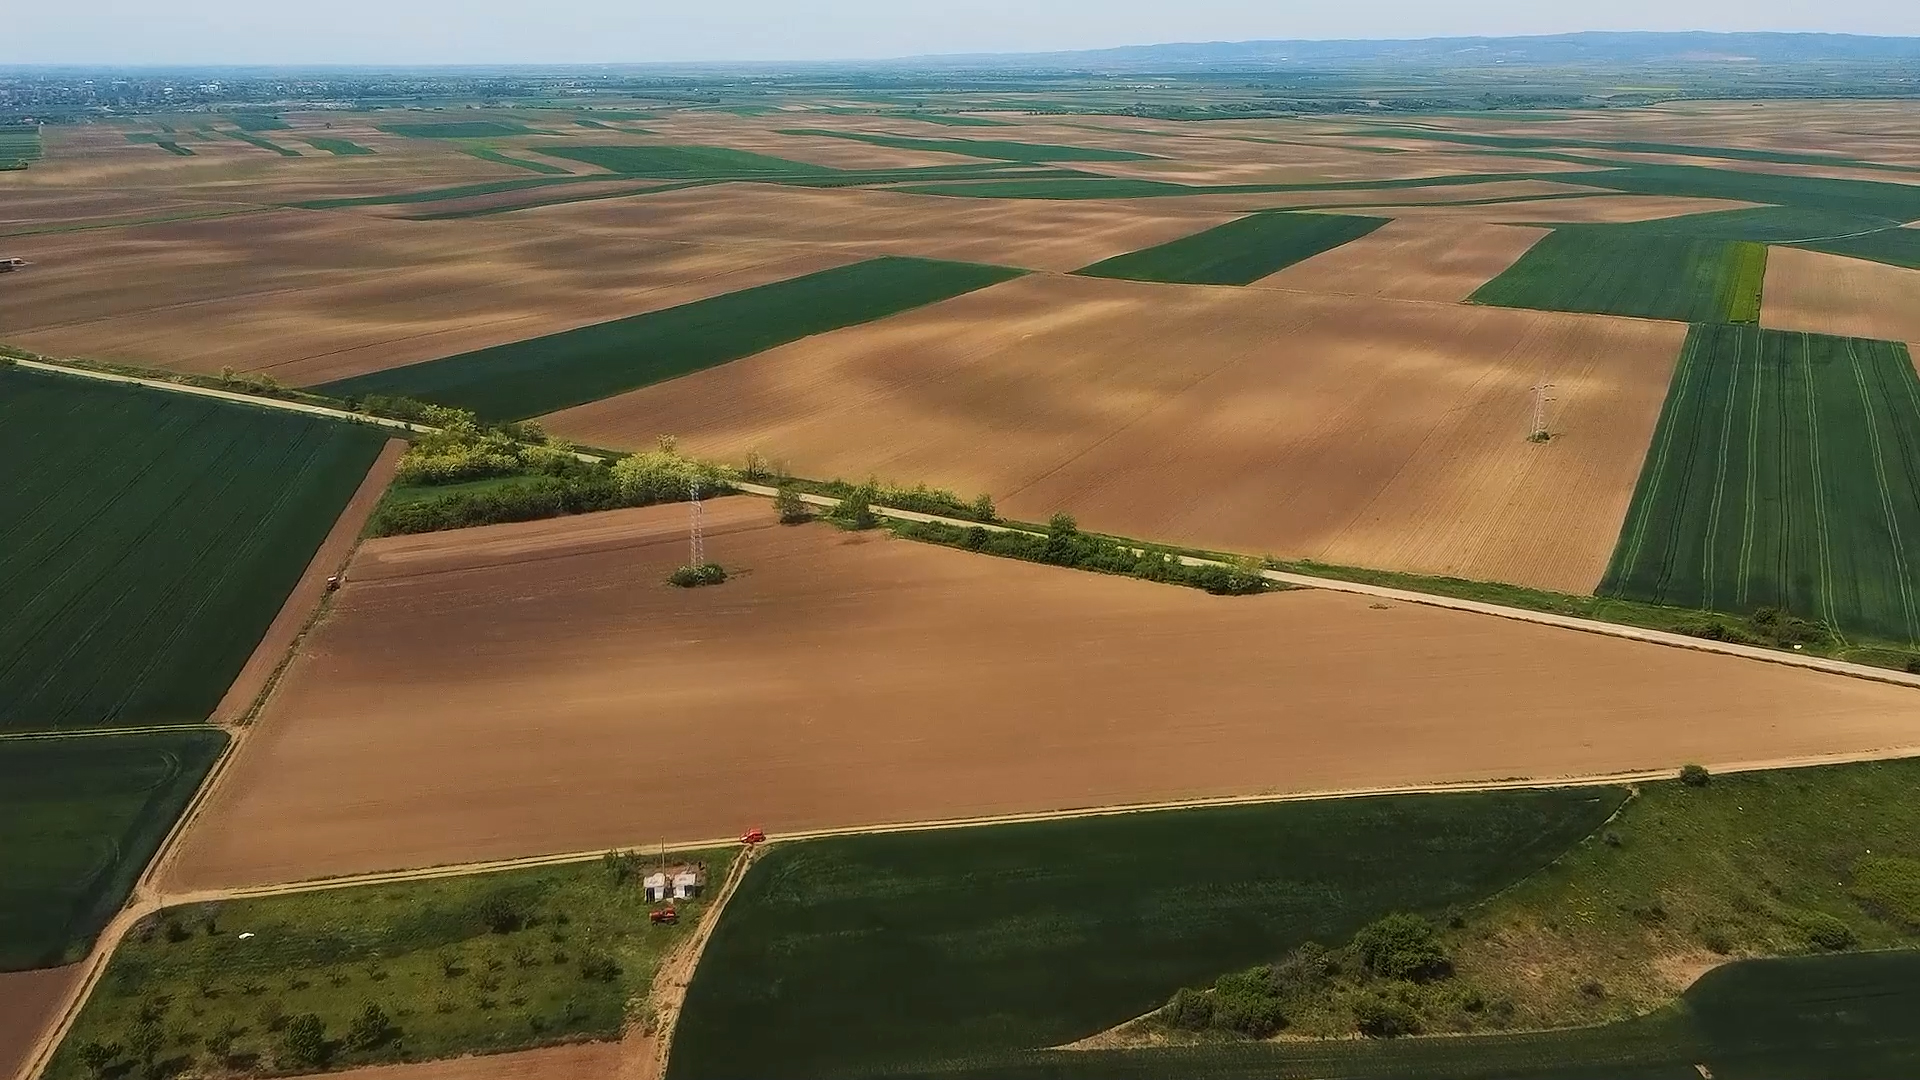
[970,493,998,522]
[73,1041,121,1079]
[278,1013,328,1068]
[1353,995,1420,1038]
[578,953,620,983]
[1907,656,1920,675]
[1165,987,1213,1030]
[1852,855,1920,928]
[479,895,524,934]
[773,486,811,524]
[346,1001,396,1050]
[830,485,878,530]
[612,449,735,505]
[1268,942,1335,996]
[1352,913,1450,982]
[1212,990,1286,1038]
[668,563,728,588]
[1800,911,1856,951]
[1679,763,1712,787]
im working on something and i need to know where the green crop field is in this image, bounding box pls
[1,730,227,970]
[50,849,733,1080]
[669,787,1624,1080]
[377,121,535,139]
[229,114,290,131]
[1602,325,1920,643]
[219,129,301,157]
[1572,164,1920,222]
[0,126,43,167]
[777,128,1158,162]
[0,368,389,730]
[1800,225,1920,270]
[1076,211,1389,286]
[320,256,1024,420]
[896,169,1554,200]
[1348,126,1917,173]
[301,137,375,156]
[290,175,582,210]
[903,113,1013,127]
[463,146,570,174]
[538,143,834,177]
[1470,230,1768,323]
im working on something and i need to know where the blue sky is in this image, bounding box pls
[8,0,1918,65]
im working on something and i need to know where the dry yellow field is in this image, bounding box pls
[165,500,1920,890]
[544,273,1686,593]
[1761,246,1920,346]
[1253,219,1548,302]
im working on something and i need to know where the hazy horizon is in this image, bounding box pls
[8,1,1920,67]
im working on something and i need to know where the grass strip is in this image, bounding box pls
[218,129,301,157]
[537,143,835,177]
[318,257,1026,421]
[1075,211,1389,285]
[462,146,570,175]
[377,121,534,139]
[777,128,1158,162]
[301,137,375,156]
[1,729,227,969]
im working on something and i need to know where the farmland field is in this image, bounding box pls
[377,121,535,139]
[777,128,1158,161]
[302,136,375,156]
[538,143,836,176]
[163,499,1920,891]
[318,256,1026,419]
[1761,246,1920,344]
[1074,211,1388,285]
[1469,229,1768,323]
[668,788,1624,1079]
[0,368,389,729]
[0,126,43,167]
[0,729,227,969]
[1601,325,1920,643]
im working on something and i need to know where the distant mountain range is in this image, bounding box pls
[914,31,1920,69]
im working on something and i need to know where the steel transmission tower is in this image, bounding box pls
[1529,380,1556,441]
[689,478,705,567]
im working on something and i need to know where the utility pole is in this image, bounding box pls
[1529,380,1556,442]
[689,478,705,566]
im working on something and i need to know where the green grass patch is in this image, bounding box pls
[536,143,835,178]
[462,146,569,175]
[0,367,389,730]
[1075,211,1389,286]
[377,121,534,139]
[1799,225,1920,270]
[301,137,375,156]
[1602,324,1920,643]
[669,787,1623,1080]
[219,129,301,157]
[319,257,1024,421]
[778,128,1158,162]
[230,114,290,132]
[1470,230,1770,323]
[574,118,614,129]
[1,729,227,970]
[1571,164,1920,223]
[1349,126,1918,174]
[50,849,734,1079]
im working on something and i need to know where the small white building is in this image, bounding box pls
[672,868,703,900]
[643,872,669,902]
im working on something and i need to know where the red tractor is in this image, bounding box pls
[649,907,679,925]
[741,827,766,846]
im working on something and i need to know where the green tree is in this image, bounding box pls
[205,1019,242,1063]
[346,1001,396,1050]
[833,485,878,530]
[969,492,997,522]
[73,1041,120,1079]
[278,1013,328,1068]
[1352,913,1450,982]
[127,1020,164,1075]
[773,485,811,524]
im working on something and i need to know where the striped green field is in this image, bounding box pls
[0,126,43,167]
[463,146,570,174]
[319,257,1025,420]
[1470,230,1768,323]
[537,143,835,177]
[777,128,1158,162]
[0,368,389,730]
[1601,325,1920,643]
[1,729,227,969]
[1076,211,1389,286]
[219,129,301,157]
[377,121,534,139]
[301,136,375,156]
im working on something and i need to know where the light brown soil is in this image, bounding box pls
[0,967,79,1080]
[1386,194,1762,224]
[210,438,406,723]
[164,499,1920,891]
[322,1043,625,1080]
[513,182,1236,272]
[0,210,854,383]
[1253,219,1548,302]
[544,274,1685,594]
[1760,245,1920,346]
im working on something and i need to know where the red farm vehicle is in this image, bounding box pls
[649,907,679,925]
[741,827,766,846]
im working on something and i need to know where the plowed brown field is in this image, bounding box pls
[1253,219,1547,302]
[0,210,854,383]
[516,183,1234,272]
[0,967,78,1080]
[1761,245,1920,346]
[544,275,1685,593]
[163,500,1920,891]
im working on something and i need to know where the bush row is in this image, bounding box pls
[370,450,735,537]
[877,512,1268,596]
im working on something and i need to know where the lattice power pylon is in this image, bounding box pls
[689,478,705,566]
[1529,381,1556,441]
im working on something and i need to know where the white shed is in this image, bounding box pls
[672,869,703,899]
[643,871,669,902]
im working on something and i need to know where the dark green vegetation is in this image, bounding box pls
[321,257,1024,420]
[1349,124,1920,174]
[0,125,42,167]
[883,514,1272,595]
[229,114,289,131]
[910,952,1920,1080]
[1572,164,1920,224]
[367,416,730,536]
[539,143,834,177]
[778,128,1156,162]
[219,129,300,157]
[1469,230,1767,322]
[1,730,227,970]
[1800,224,1920,270]
[0,367,388,730]
[897,169,1548,201]
[50,850,732,1080]
[125,133,195,156]
[289,175,580,210]
[1603,325,1920,643]
[301,137,375,156]
[670,787,1623,1079]
[403,180,704,221]
[1076,211,1388,286]
[900,113,1012,127]
[377,121,534,139]
[667,562,728,588]
[463,146,570,175]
